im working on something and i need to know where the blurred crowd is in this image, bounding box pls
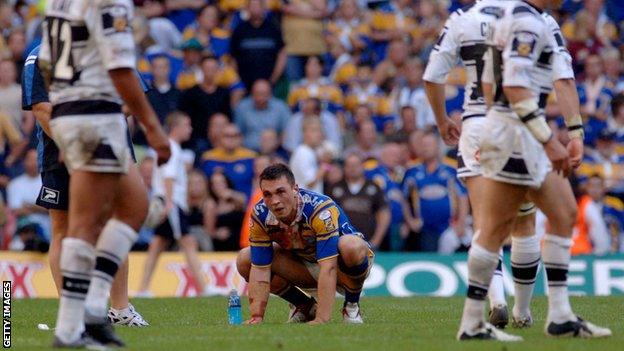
[1,0,624,255]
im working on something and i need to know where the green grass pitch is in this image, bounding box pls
[9,296,624,350]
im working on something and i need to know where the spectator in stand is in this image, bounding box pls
[602,47,624,92]
[281,0,328,81]
[397,58,436,130]
[373,39,409,92]
[324,0,367,55]
[205,171,247,252]
[230,0,286,90]
[283,97,342,153]
[0,108,23,182]
[147,55,181,124]
[7,149,50,243]
[6,27,26,77]
[201,123,256,199]
[364,142,407,251]
[178,54,231,154]
[392,105,418,141]
[345,63,394,132]
[175,38,204,90]
[344,119,382,161]
[186,169,213,251]
[140,0,183,52]
[206,112,230,150]
[163,0,206,32]
[577,130,624,190]
[0,59,23,128]
[290,118,326,193]
[573,174,612,255]
[288,56,345,116]
[610,94,624,156]
[258,129,289,163]
[328,153,390,249]
[181,4,230,59]
[402,131,468,252]
[367,0,415,64]
[234,79,290,151]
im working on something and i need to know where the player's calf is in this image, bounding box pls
[337,235,371,324]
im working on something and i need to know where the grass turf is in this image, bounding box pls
[8,296,623,350]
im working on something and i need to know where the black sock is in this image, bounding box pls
[278,285,313,306]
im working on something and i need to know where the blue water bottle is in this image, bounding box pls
[228,289,242,325]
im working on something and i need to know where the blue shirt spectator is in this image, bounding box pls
[234,80,290,151]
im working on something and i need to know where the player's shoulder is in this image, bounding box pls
[299,189,335,219]
[251,198,270,224]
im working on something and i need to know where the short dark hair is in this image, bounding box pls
[200,53,218,65]
[611,93,624,116]
[259,163,295,186]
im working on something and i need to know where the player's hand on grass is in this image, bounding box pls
[244,316,263,325]
[544,137,570,177]
[440,119,461,146]
[146,125,171,165]
[566,137,583,169]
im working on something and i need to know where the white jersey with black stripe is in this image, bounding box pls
[484,0,553,119]
[39,0,136,107]
[423,0,506,120]
[532,12,575,108]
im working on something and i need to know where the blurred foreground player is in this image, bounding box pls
[457,0,611,341]
[424,0,585,329]
[39,0,170,348]
[237,164,374,324]
[22,45,148,327]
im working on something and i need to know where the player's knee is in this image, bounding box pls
[236,248,252,281]
[338,235,367,266]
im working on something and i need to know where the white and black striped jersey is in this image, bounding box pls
[423,0,506,120]
[533,13,575,108]
[483,1,554,117]
[39,0,136,109]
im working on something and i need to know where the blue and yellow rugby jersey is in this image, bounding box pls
[181,26,231,59]
[364,160,404,225]
[603,195,624,251]
[576,153,624,187]
[249,188,369,266]
[201,147,256,199]
[287,78,344,114]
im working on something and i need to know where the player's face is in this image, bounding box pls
[261,177,299,221]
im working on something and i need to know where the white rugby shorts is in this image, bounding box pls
[50,113,132,174]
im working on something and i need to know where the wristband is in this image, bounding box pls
[565,114,584,140]
[512,99,553,143]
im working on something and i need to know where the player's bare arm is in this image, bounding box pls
[424,81,460,146]
[310,256,338,324]
[246,265,271,324]
[31,101,53,137]
[552,78,584,168]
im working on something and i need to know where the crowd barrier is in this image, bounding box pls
[1,251,623,298]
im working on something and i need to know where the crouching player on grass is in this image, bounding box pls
[237,164,374,324]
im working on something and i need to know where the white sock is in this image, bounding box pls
[55,238,95,343]
[488,249,506,308]
[85,219,137,322]
[460,243,500,333]
[511,234,540,319]
[542,234,575,324]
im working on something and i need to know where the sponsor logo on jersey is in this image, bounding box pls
[40,187,59,205]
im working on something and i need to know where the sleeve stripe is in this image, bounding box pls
[317,230,339,240]
[251,263,272,268]
[250,241,272,247]
[317,254,339,262]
